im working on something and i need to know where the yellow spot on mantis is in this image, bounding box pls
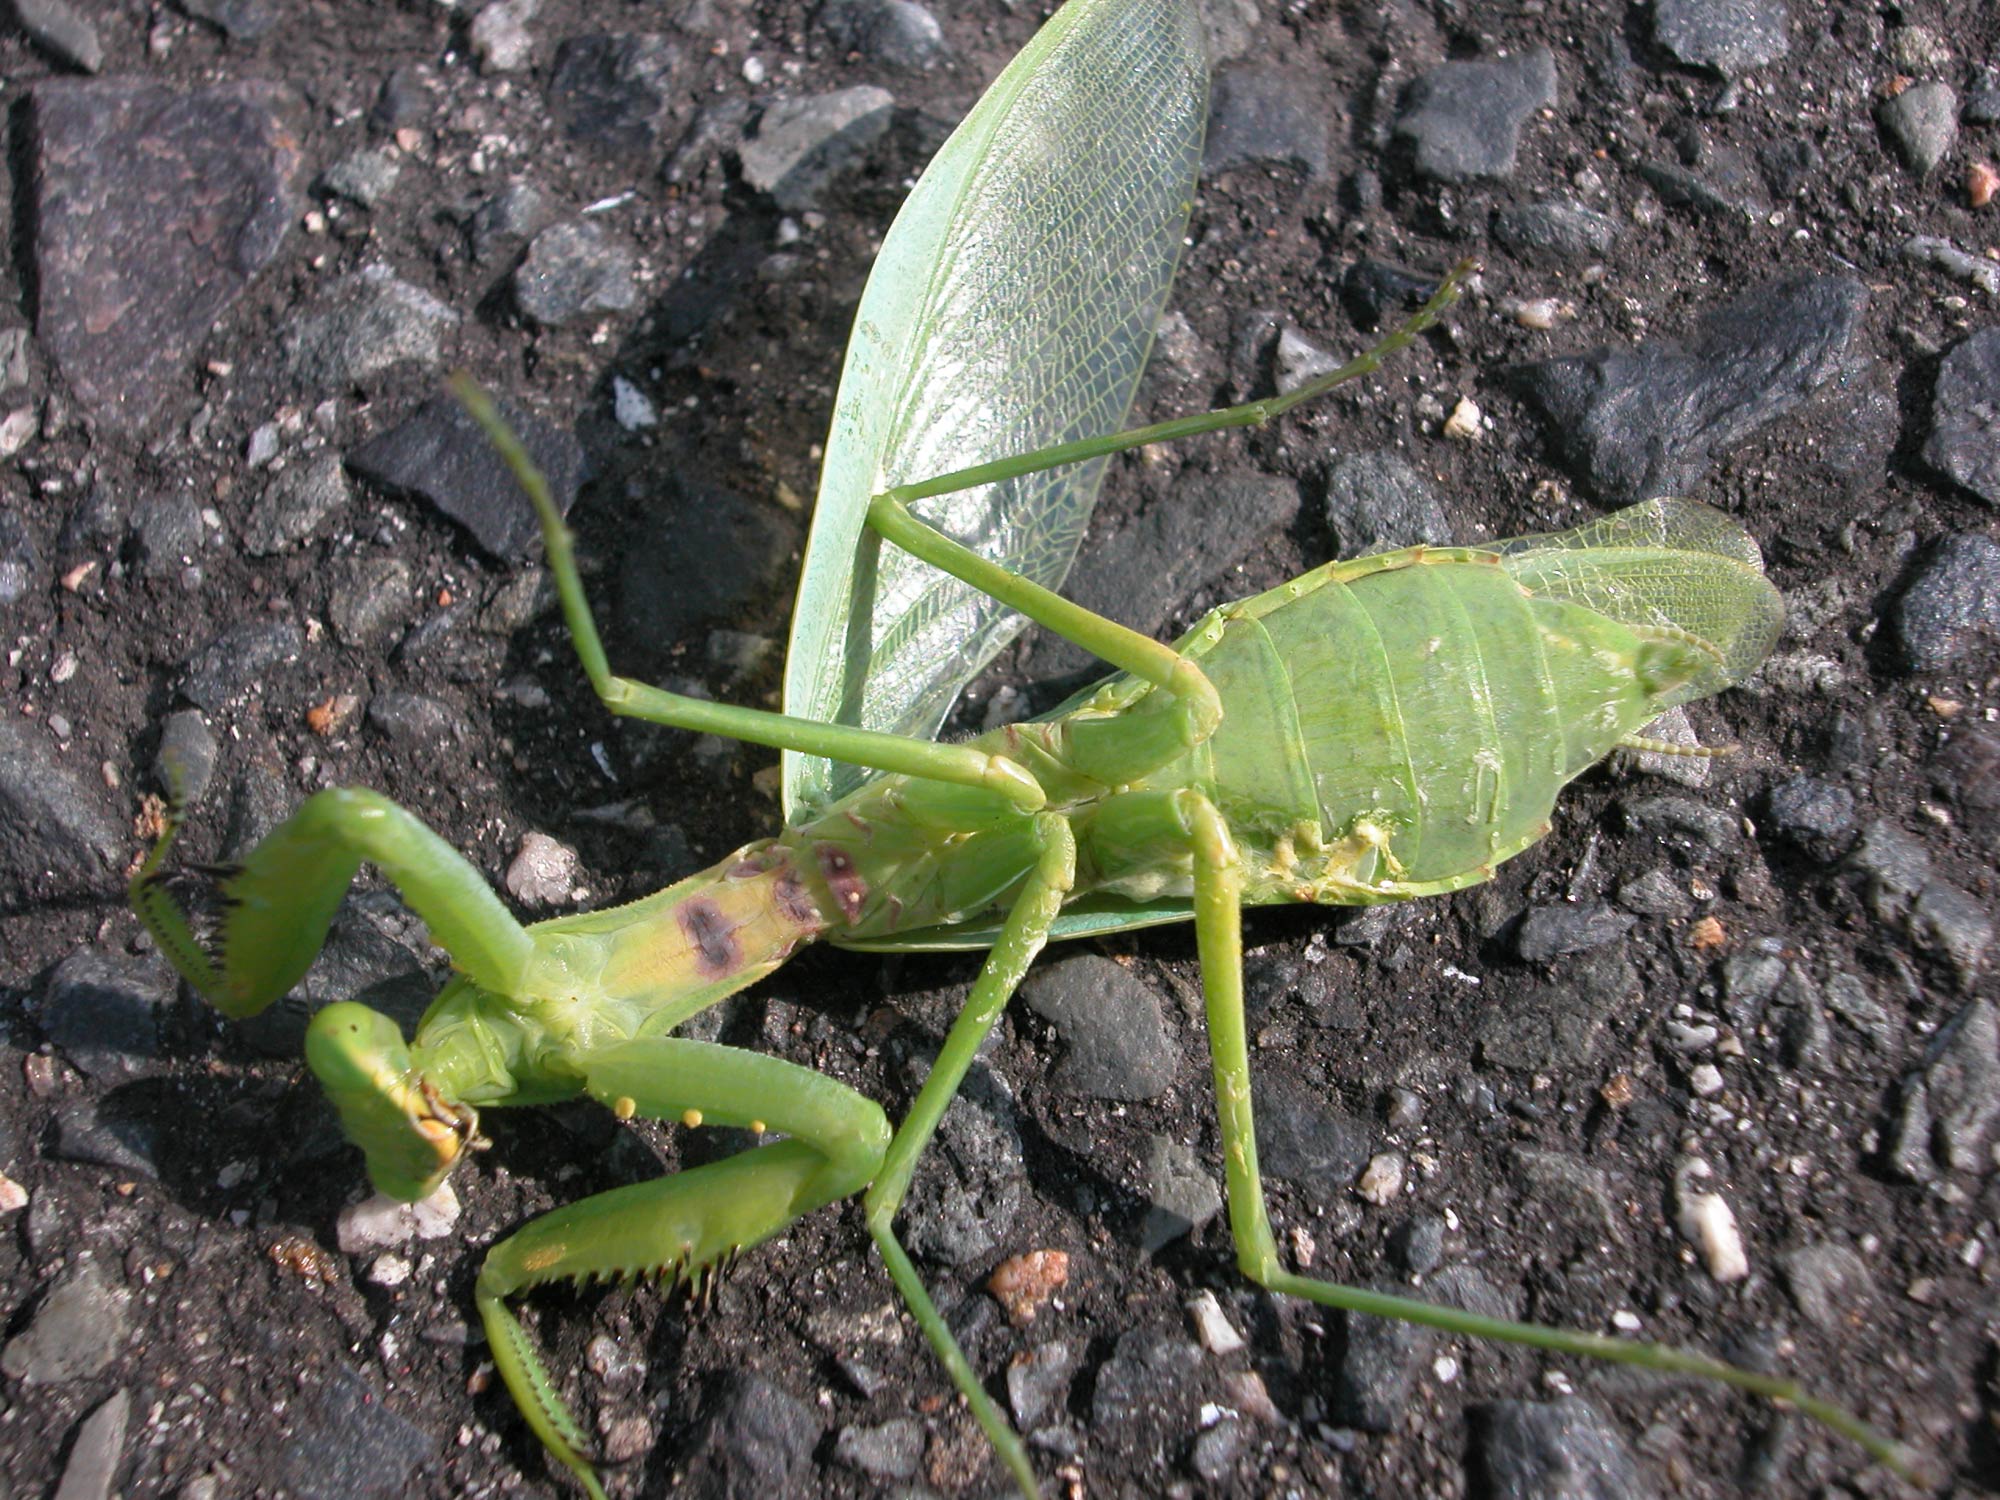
[521,1244,568,1273]
[612,1096,637,1120]
[749,1119,767,1135]
[682,1108,703,1129]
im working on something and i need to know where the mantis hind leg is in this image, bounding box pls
[477,1037,892,1500]
[862,810,1076,1500]
[1178,793,1922,1481]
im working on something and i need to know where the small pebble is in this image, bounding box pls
[1186,1290,1246,1356]
[1674,1162,1749,1282]
[1688,1063,1726,1097]
[987,1249,1068,1324]
[1356,1151,1405,1205]
[1442,396,1483,441]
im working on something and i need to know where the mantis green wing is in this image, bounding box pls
[781,0,1209,820]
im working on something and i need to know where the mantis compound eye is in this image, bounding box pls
[305,1001,476,1201]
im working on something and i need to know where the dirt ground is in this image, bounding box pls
[2,0,1998,1497]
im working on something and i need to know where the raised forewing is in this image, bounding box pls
[782,0,1208,819]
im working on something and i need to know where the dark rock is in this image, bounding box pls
[366,692,458,748]
[1474,1397,1652,1500]
[129,491,205,578]
[1615,868,1693,918]
[1779,1242,1870,1331]
[739,87,896,211]
[1775,964,1833,1071]
[1924,329,2000,507]
[40,950,171,1080]
[1091,1328,1200,1429]
[0,1263,131,1383]
[900,1069,1023,1266]
[1006,1339,1075,1429]
[1492,200,1620,266]
[832,1417,922,1480]
[1824,969,1895,1050]
[283,266,458,389]
[514,220,638,326]
[1323,451,1451,557]
[1204,66,1329,179]
[1340,1267,1518,1429]
[1510,276,1867,503]
[317,147,400,209]
[1879,81,1958,175]
[54,1388,130,1500]
[1917,1000,2000,1172]
[0,509,38,605]
[154,708,218,805]
[179,0,279,40]
[1719,945,1786,1026]
[1139,1132,1223,1251]
[1932,727,2000,844]
[1910,881,1992,987]
[369,65,436,131]
[817,0,948,71]
[327,555,415,650]
[0,712,124,895]
[12,0,102,72]
[1019,954,1177,1101]
[348,395,584,560]
[1251,1068,1371,1194]
[1512,1150,1622,1249]
[1191,1417,1246,1484]
[1889,534,2000,673]
[615,475,793,664]
[1392,50,1558,183]
[1653,0,1790,75]
[52,1098,161,1179]
[1638,145,1771,220]
[277,1363,434,1500]
[243,453,351,556]
[1513,903,1637,962]
[29,80,301,431]
[468,180,557,263]
[1477,950,1634,1071]
[1764,774,1856,859]
[1846,820,1931,924]
[1756,136,1821,199]
[1029,470,1298,678]
[1901,235,2000,297]
[680,1374,817,1500]
[1340,258,1446,331]
[1390,1214,1447,1273]
[176,621,304,711]
[547,33,682,154]
[1966,70,2000,125]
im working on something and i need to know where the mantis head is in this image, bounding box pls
[305,1001,478,1201]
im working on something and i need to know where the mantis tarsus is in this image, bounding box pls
[130,0,1923,1494]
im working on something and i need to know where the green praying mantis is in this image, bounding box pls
[128,0,1925,1494]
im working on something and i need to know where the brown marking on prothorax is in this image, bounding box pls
[773,868,822,927]
[816,844,869,925]
[678,898,741,977]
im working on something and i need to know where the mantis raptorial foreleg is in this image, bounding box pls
[477,1039,892,1500]
[132,785,534,1019]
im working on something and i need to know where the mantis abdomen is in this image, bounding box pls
[779,497,1782,946]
